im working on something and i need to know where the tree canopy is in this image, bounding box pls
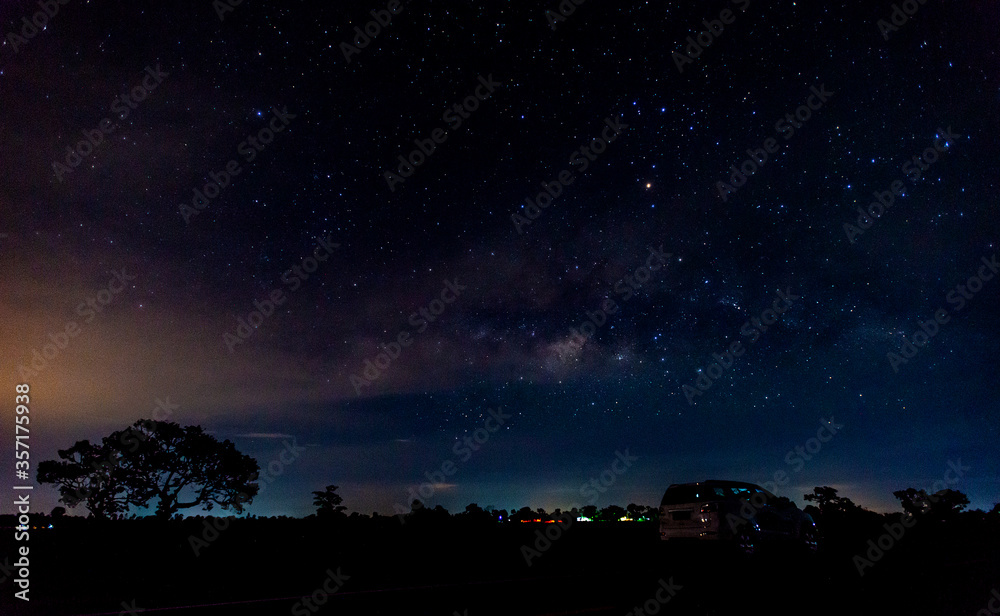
[312,484,347,517]
[38,419,259,519]
[893,487,969,520]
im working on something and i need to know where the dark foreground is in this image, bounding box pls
[1,515,998,616]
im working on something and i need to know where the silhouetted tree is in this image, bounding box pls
[894,488,969,521]
[804,486,858,514]
[988,502,1000,523]
[804,486,867,522]
[626,503,644,520]
[133,420,259,519]
[598,505,626,521]
[893,488,933,516]
[38,437,153,519]
[459,503,493,523]
[581,505,598,519]
[510,506,535,522]
[313,485,347,517]
[39,419,259,519]
[931,489,969,520]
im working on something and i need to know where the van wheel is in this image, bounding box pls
[800,524,819,554]
[735,523,757,557]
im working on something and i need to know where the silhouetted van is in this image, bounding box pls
[659,480,818,555]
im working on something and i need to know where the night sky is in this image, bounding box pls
[2,0,998,518]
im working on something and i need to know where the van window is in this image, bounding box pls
[660,486,725,505]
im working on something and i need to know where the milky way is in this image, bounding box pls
[1,0,998,517]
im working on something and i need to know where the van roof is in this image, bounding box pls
[665,480,761,489]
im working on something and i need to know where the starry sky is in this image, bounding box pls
[2,0,999,518]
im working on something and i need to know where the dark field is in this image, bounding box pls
[2,513,998,616]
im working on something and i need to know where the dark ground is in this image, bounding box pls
[1,514,998,615]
